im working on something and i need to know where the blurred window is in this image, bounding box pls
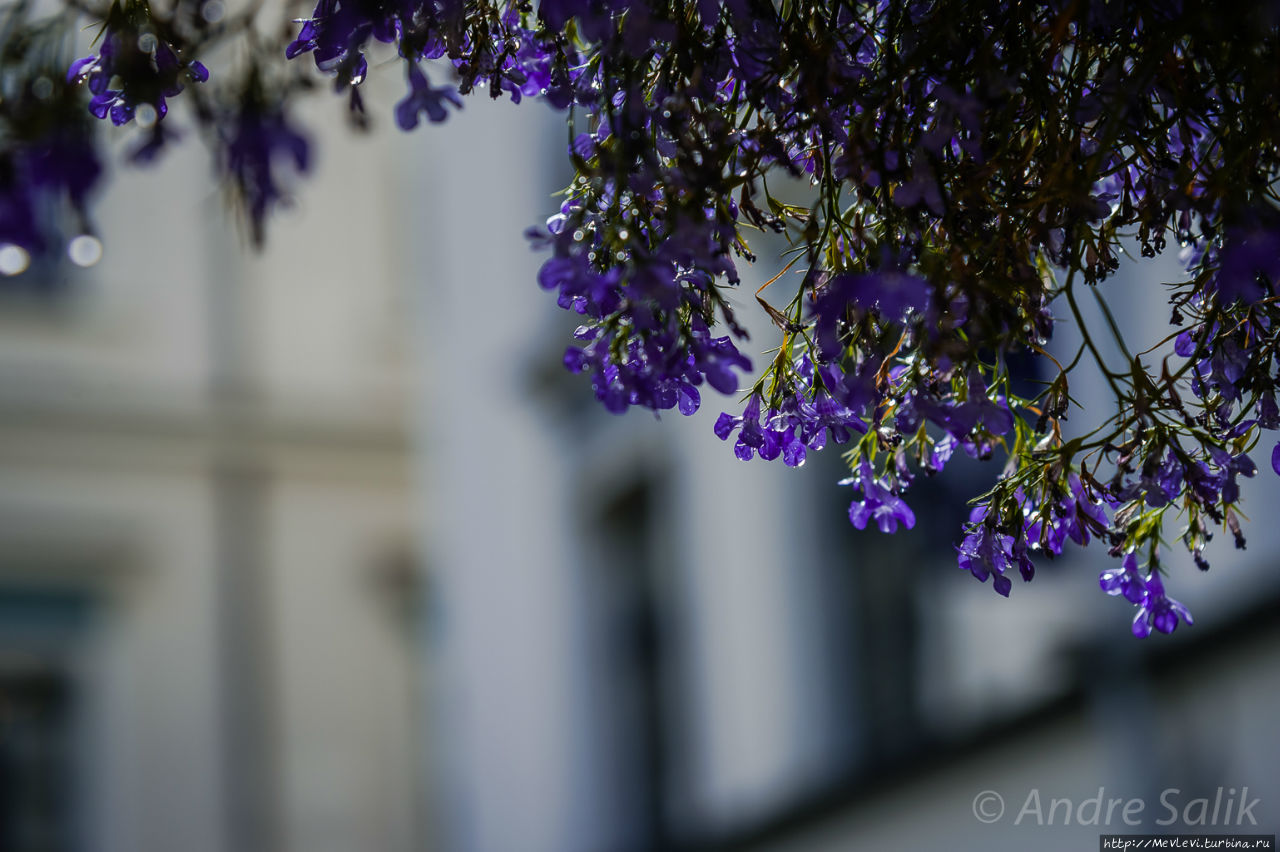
[0,589,92,852]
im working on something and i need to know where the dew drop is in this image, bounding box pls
[0,244,30,277]
[573,229,585,241]
[618,229,629,240]
[68,235,103,267]
[615,250,627,261]
[135,103,158,129]
[201,0,224,22]
[137,33,158,54]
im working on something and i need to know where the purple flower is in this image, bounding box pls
[395,64,463,129]
[956,499,1037,596]
[927,432,958,473]
[1117,449,1184,508]
[715,393,768,461]
[1099,552,1148,604]
[0,174,43,255]
[893,161,945,215]
[797,389,867,450]
[1217,219,1280,305]
[68,23,207,128]
[1131,572,1193,637]
[842,459,916,534]
[812,269,934,357]
[1101,555,1193,637]
[0,74,103,260]
[1031,474,1110,556]
[1208,446,1256,505]
[222,105,311,246]
[285,0,399,84]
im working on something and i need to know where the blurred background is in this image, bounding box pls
[0,76,1278,852]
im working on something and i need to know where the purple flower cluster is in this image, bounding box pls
[713,355,872,467]
[38,0,1280,639]
[68,20,207,127]
[565,312,749,416]
[842,459,916,535]
[0,130,102,259]
[1101,554,1194,637]
[395,63,463,129]
[221,104,311,246]
[286,1,573,125]
[2,17,104,263]
[955,475,1116,599]
[956,505,1031,598]
[1028,476,1112,556]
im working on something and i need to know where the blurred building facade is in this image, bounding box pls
[0,74,1277,852]
[0,120,425,852]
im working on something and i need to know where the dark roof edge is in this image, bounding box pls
[703,593,1280,851]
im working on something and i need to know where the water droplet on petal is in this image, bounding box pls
[137,33,158,54]
[68,235,103,267]
[135,103,158,128]
[0,244,30,276]
[573,230,585,241]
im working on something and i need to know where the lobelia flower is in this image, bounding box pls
[956,499,1037,597]
[1117,449,1184,508]
[1216,218,1280,306]
[1,52,105,262]
[1099,552,1148,604]
[1101,554,1194,637]
[285,0,401,85]
[1029,474,1111,556]
[395,63,463,129]
[842,458,916,534]
[68,12,207,128]
[956,517,1014,596]
[797,389,867,450]
[715,393,767,461]
[1130,571,1194,637]
[50,0,1275,639]
[221,102,311,246]
[1208,447,1256,505]
[811,268,934,358]
[0,167,44,255]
